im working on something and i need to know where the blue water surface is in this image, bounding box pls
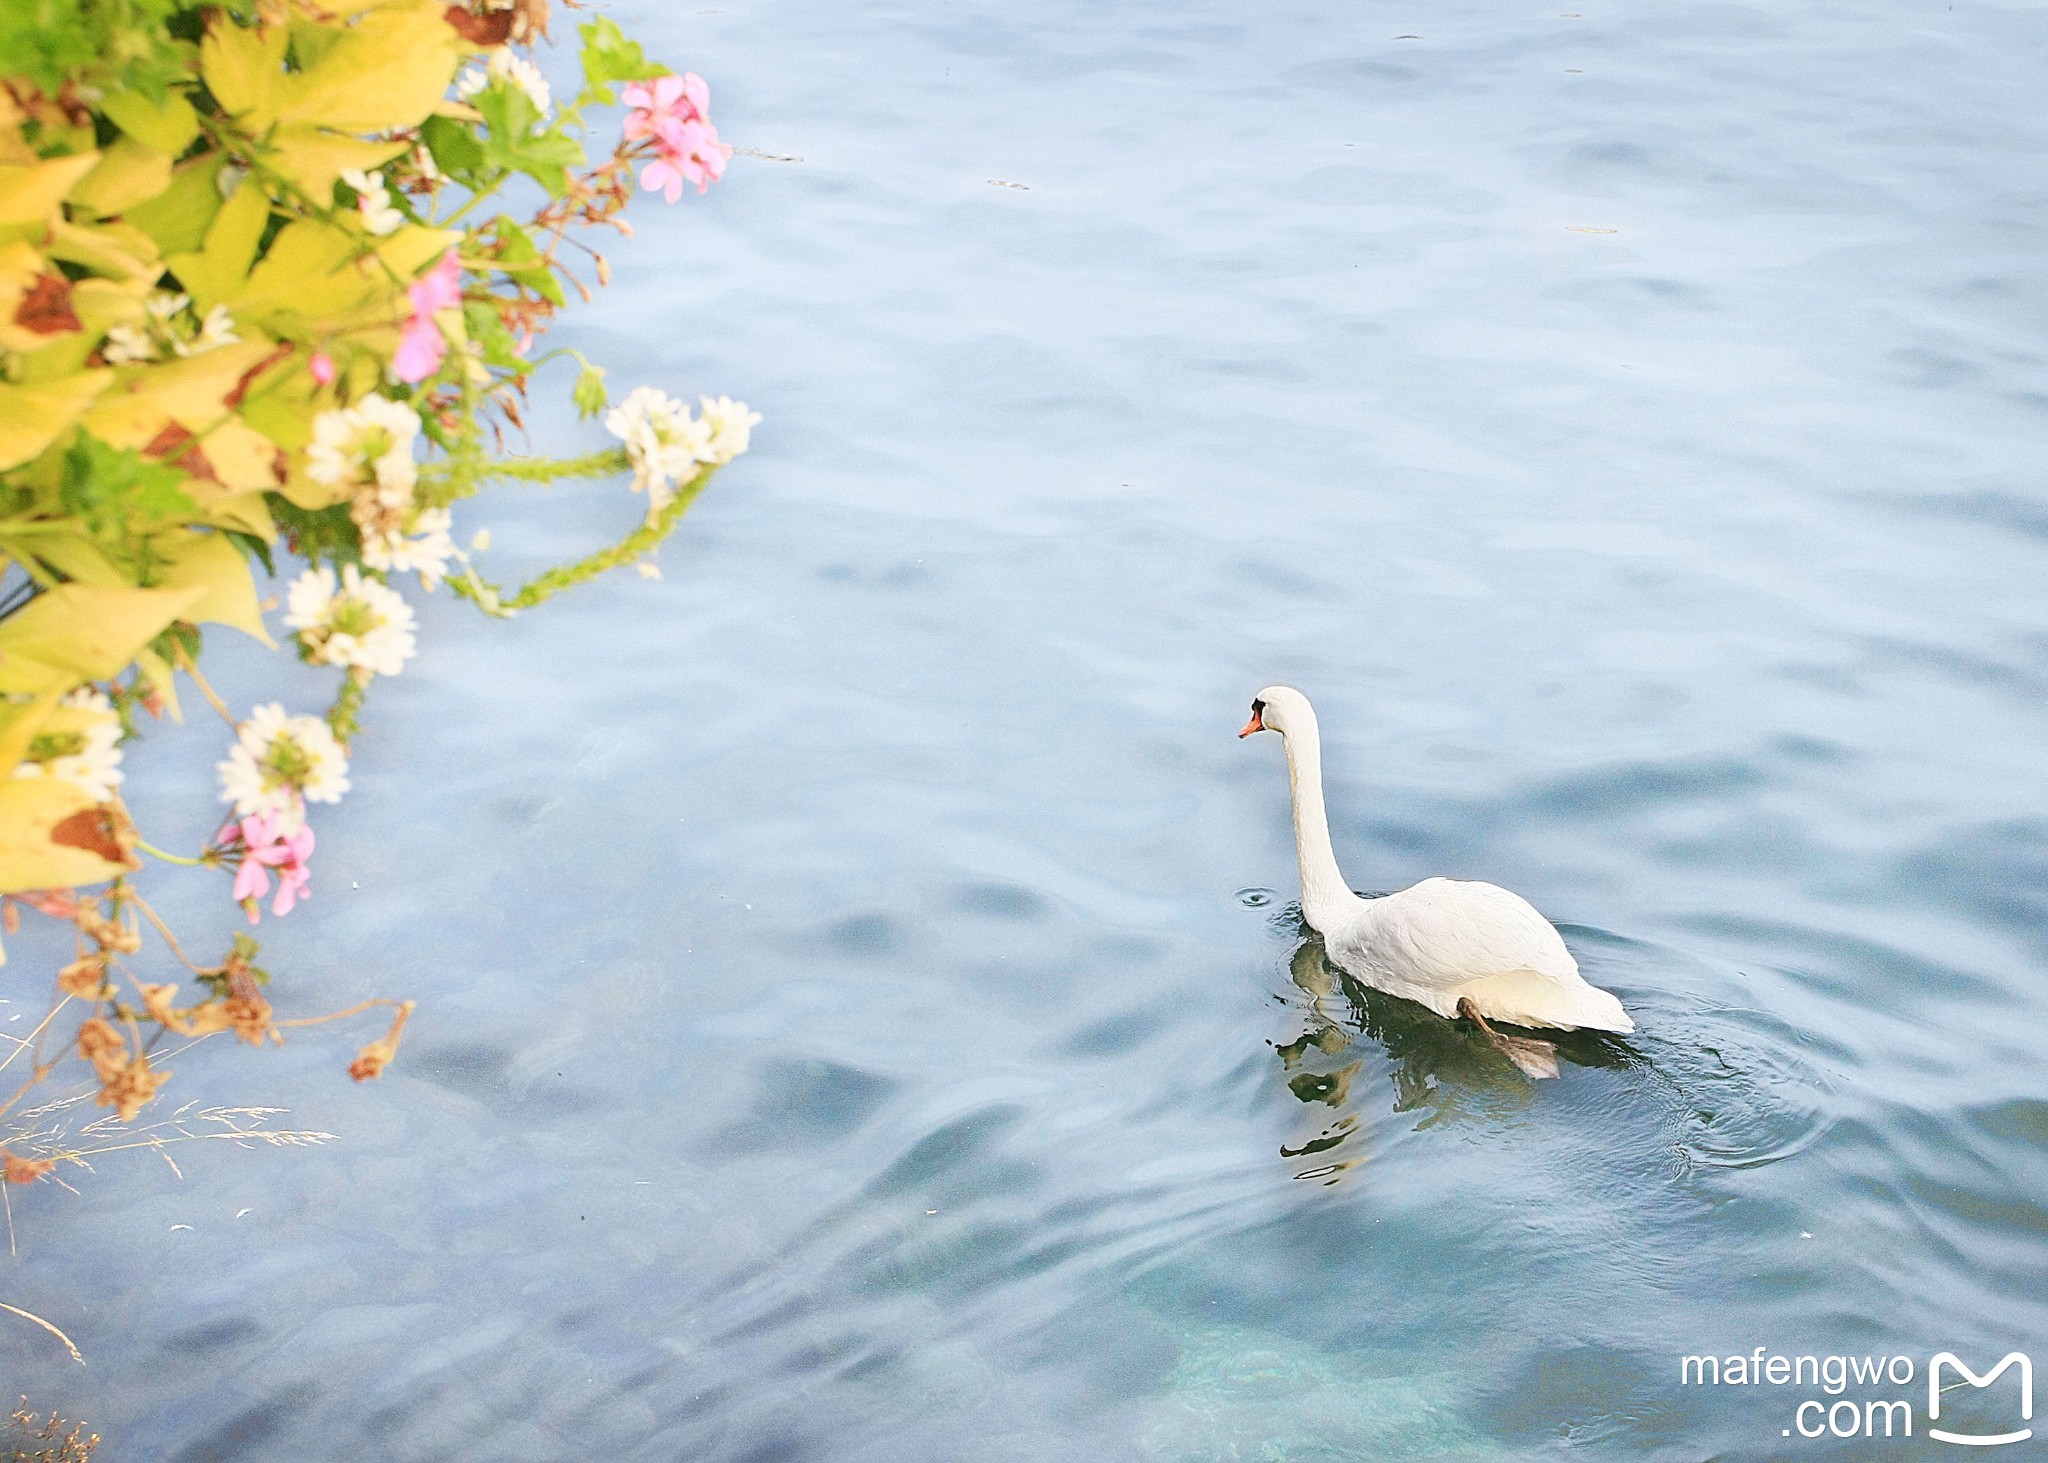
[8,0,2048,1458]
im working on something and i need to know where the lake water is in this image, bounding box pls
[9,0,2048,1458]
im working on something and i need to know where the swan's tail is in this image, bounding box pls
[1451,969,1635,1034]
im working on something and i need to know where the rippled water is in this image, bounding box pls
[11,0,2048,1458]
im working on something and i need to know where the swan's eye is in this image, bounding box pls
[1251,698,1266,715]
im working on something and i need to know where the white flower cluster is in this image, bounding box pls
[339,167,403,235]
[457,47,552,118]
[12,688,123,802]
[286,565,419,678]
[102,292,239,364]
[604,387,759,515]
[306,395,455,589]
[218,704,350,825]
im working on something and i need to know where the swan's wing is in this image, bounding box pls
[1331,879,1634,1032]
[1347,878,1579,990]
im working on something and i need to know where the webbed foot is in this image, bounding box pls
[1456,996,1560,1080]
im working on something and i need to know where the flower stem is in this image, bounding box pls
[327,669,371,747]
[467,447,630,484]
[135,842,205,867]
[171,645,237,728]
[506,465,714,609]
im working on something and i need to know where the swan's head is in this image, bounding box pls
[1239,685,1316,740]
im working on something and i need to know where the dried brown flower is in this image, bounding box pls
[74,901,140,955]
[225,993,277,1047]
[136,981,180,1028]
[349,1001,414,1082]
[94,1053,165,1122]
[74,1016,123,1076]
[1,1150,55,1184]
[56,955,107,999]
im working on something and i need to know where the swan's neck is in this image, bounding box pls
[1281,718,1361,933]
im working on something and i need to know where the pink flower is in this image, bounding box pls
[392,249,463,384]
[622,72,709,137]
[623,72,730,201]
[639,118,731,201]
[310,351,336,386]
[227,808,315,921]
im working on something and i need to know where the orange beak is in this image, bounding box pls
[1237,709,1265,739]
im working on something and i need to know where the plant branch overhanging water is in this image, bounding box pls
[0,0,759,1254]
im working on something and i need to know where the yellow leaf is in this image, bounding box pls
[100,91,202,156]
[377,224,464,281]
[152,531,273,645]
[279,2,462,134]
[0,91,34,166]
[42,219,160,284]
[0,583,205,694]
[275,458,353,511]
[69,138,174,220]
[14,532,126,588]
[0,777,137,893]
[0,371,112,471]
[0,687,65,780]
[232,219,381,326]
[200,490,276,540]
[201,19,289,130]
[195,418,285,492]
[81,339,276,449]
[165,182,270,312]
[236,361,320,449]
[268,126,406,200]
[0,153,100,246]
[125,155,227,256]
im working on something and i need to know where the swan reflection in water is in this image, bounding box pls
[1273,930,1636,1184]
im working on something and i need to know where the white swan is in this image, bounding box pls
[1241,685,1633,1078]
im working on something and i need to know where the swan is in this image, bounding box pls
[1240,685,1633,1078]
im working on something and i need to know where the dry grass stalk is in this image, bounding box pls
[5,1399,98,1461]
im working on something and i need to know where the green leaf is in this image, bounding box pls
[61,434,199,540]
[474,88,586,193]
[420,114,486,177]
[222,528,275,577]
[572,362,608,420]
[462,300,522,372]
[265,494,361,570]
[578,17,665,102]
